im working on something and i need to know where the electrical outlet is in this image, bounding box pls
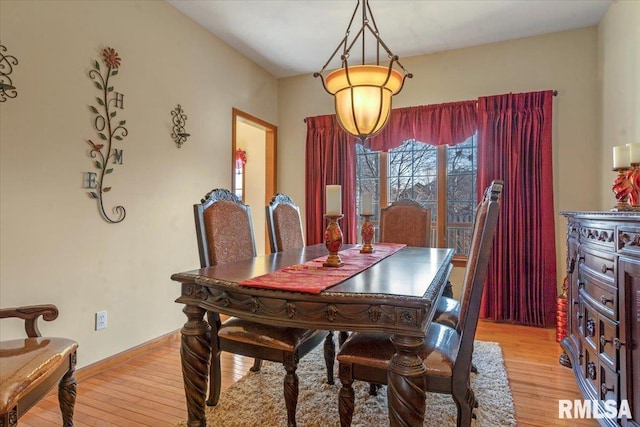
[95,310,107,330]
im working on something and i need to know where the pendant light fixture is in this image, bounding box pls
[314,0,412,142]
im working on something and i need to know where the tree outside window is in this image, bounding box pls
[356,134,477,261]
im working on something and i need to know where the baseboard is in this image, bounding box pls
[75,329,181,382]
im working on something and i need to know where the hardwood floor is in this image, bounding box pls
[19,320,597,427]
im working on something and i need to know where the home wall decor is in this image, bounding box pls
[0,44,18,102]
[171,104,190,148]
[83,47,128,224]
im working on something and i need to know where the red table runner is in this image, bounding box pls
[239,243,406,294]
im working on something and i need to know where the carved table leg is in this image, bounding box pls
[324,331,335,385]
[387,334,427,427]
[181,304,211,427]
[58,351,77,427]
[283,353,299,427]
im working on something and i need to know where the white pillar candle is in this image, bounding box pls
[628,143,640,164]
[326,185,342,215]
[361,192,373,215]
[613,145,630,169]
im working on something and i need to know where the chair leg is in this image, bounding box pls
[250,358,263,372]
[283,354,299,427]
[58,367,77,427]
[452,384,476,427]
[206,350,222,406]
[338,331,349,347]
[368,383,381,396]
[338,366,355,427]
[324,331,335,385]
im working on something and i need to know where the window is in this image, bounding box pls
[356,134,477,262]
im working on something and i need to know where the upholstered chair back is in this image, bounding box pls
[266,193,305,253]
[379,199,431,247]
[194,188,256,267]
[457,180,502,340]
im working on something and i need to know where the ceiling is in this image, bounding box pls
[167,0,611,79]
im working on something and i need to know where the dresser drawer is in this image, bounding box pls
[579,275,617,320]
[580,246,616,284]
[583,346,599,399]
[579,222,616,251]
[599,363,619,402]
[598,314,619,371]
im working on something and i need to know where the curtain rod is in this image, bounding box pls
[303,91,558,123]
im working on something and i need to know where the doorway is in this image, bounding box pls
[232,108,277,255]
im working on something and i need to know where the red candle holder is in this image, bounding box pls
[360,214,374,253]
[323,214,344,267]
[611,167,634,211]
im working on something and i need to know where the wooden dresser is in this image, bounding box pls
[560,212,639,426]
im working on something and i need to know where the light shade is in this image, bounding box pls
[314,0,412,142]
[326,65,403,140]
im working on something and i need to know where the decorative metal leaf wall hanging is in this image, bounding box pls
[84,47,128,223]
[0,44,18,102]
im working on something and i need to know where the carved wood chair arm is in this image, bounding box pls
[0,304,59,337]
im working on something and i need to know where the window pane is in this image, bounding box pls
[355,133,477,256]
[356,144,380,222]
[446,134,477,255]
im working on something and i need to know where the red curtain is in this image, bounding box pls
[305,115,357,245]
[477,90,556,327]
[365,101,477,151]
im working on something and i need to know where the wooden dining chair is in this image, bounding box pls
[0,304,78,427]
[194,188,330,426]
[337,180,503,427]
[379,198,431,247]
[265,192,345,384]
[265,193,305,253]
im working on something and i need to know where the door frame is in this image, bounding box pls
[232,108,277,251]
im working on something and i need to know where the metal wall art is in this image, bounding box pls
[0,44,18,102]
[84,47,128,224]
[171,104,189,148]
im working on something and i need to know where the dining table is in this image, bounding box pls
[171,243,454,427]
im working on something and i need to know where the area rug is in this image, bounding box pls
[174,340,515,427]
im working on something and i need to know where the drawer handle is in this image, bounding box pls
[586,318,596,337]
[576,312,583,320]
[568,256,576,274]
[600,335,612,347]
[573,298,579,306]
[600,295,614,306]
[600,264,613,274]
[578,280,585,289]
[586,361,597,380]
[601,383,614,396]
[614,338,626,350]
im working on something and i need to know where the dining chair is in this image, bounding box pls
[265,192,346,384]
[0,304,78,427]
[194,188,330,426]
[378,198,431,247]
[378,199,457,327]
[265,193,305,253]
[336,180,503,427]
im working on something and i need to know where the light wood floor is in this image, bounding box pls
[19,320,597,427]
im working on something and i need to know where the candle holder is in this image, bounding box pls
[627,163,640,207]
[360,214,374,253]
[323,214,344,267]
[611,167,635,211]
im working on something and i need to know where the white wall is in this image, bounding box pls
[0,0,278,368]
[236,121,267,255]
[598,0,640,207]
[278,27,600,296]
